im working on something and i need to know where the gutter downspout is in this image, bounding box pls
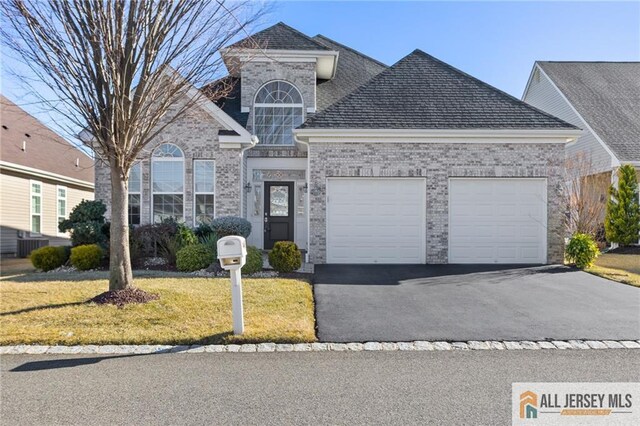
[239,135,259,219]
[294,133,311,263]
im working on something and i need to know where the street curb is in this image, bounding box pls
[1,340,639,355]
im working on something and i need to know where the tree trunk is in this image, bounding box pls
[109,163,134,291]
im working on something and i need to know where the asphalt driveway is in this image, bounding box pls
[313,264,640,342]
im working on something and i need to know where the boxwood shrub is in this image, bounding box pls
[268,241,301,273]
[566,233,600,269]
[70,244,104,271]
[30,246,68,271]
[242,246,263,275]
[176,244,215,272]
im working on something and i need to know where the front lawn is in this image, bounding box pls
[586,251,640,288]
[0,274,315,345]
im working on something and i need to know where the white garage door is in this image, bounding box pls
[326,178,426,264]
[449,178,547,264]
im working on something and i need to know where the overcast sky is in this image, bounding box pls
[1,1,638,146]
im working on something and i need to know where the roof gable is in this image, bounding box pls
[301,50,578,131]
[537,61,640,162]
[227,22,330,51]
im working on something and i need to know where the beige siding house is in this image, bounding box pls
[0,95,94,257]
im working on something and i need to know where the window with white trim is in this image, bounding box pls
[57,186,67,232]
[152,144,184,222]
[128,163,141,225]
[193,160,215,226]
[30,181,42,235]
[253,81,304,146]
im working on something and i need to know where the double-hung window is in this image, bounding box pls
[30,181,42,236]
[152,144,184,222]
[253,81,304,146]
[57,186,67,233]
[194,160,215,226]
[128,163,141,225]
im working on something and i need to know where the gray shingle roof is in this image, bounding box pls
[300,50,578,130]
[312,35,387,111]
[206,33,388,123]
[226,22,330,51]
[537,61,640,162]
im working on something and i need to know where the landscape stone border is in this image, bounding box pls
[1,340,639,355]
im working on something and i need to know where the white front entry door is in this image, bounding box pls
[326,178,426,264]
[448,178,547,264]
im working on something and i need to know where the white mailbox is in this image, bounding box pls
[217,236,247,270]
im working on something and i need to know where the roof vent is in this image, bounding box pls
[24,133,31,137]
[1,125,7,130]
[22,141,26,152]
[75,158,80,167]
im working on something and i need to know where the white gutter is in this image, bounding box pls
[293,133,311,263]
[0,161,94,190]
[239,135,259,219]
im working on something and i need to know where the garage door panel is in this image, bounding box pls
[449,179,547,264]
[327,178,426,264]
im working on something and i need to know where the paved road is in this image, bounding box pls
[2,350,639,425]
[314,264,640,342]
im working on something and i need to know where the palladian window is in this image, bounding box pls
[253,81,304,146]
[152,144,184,222]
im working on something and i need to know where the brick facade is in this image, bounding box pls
[308,142,566,264]
[94,101,242,226]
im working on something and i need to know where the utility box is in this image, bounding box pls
[217,236,247,271]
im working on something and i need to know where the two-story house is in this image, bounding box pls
[95,23,581,265]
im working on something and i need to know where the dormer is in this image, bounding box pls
[220,22,339,114]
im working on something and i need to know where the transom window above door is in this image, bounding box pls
[254,81,304,146]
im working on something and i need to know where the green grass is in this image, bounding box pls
[0,275,316,345]
[586,253,640,288]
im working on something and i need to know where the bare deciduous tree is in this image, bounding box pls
[2,0,264,293]
[560,152,607,238]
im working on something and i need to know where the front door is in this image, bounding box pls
[264,181,295,249]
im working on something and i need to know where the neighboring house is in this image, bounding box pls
[0,95,94,257]
[523,61,640,194]
[95,22,580,265]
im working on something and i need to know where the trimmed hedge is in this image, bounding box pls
[30,246,68,271]
[566,233,600,269]
[176,244,215,272]
[70,244,104,271]
[211,216,251,238]
[268,241,301,273]
[242,246,263,275]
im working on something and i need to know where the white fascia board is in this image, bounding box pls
[535,66,621,167]
[219,134,253,146]
[160,67,253,143]
[221,48,339,79]
[0,161,94,189]
[521,63,539,101]
[294,128,582,144]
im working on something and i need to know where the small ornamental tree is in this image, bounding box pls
[605,165,640,246]
[59,200,108,247]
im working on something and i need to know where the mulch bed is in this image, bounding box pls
[89,287,159,308]
[608,246,640,255]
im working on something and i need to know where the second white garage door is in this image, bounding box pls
[326,178,426,264]
[449,178,547,264]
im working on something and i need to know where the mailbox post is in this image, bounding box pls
[216,236,247,335]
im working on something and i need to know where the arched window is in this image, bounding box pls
[152,143,184,222]
[254,81,304,146]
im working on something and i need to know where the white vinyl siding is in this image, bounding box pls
[523,68,612,173]
[449,178,547,264]
[326,178,426,264]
